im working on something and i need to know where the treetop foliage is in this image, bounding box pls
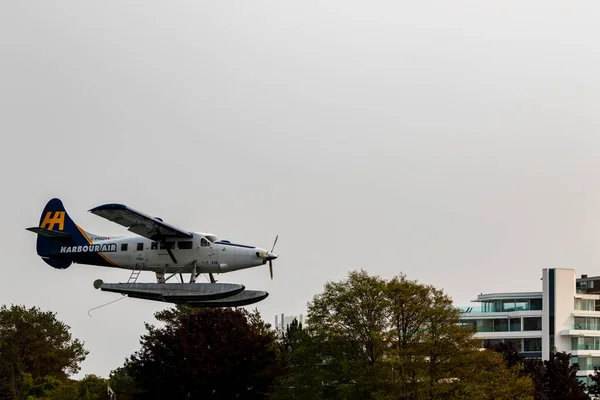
[275,269,534,400]
[4,270,597,399]
[0,304,88,399]
[120,306,281,399]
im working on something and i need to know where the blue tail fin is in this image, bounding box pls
[27,198,91,269]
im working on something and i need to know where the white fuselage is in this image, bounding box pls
[73,232,268,274]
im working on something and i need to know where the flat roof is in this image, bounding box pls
[472,292,542,302]
[577,275,600,281]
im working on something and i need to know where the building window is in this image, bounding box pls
[502,300,516,312]
[483,339,503,348]
[590,356,600,371]
[121,243,128,251]
[505,339,522,352]
[461,320,477,330]
[585,337,597,350]
[574,317,600,331]
[523,317,542,331]
[510,318,521,331]
[530,298,542,310]
[494,319,508,332]
[570,337,600,351]
[136,243,143,251]
[572,355,580,366]
[515,301,528,311]
[524,338,542,352]
[477,319,493,332]
[574,317,586,330]
[151,242,158,250]
[578,356,591,371]
[178,241,193,250]
[575,298,595,311]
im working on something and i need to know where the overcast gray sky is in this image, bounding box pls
[2,0,600,378]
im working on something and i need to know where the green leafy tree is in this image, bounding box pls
[16,373,79,400]
[75,374,110,400]
[447,349,534,400]
[0,305,88,399]
[488,341,525,369]
[276,270,534,400]
[491,344,588,400]
[385,274,479,399]
[272,318,354,400]
[308,270,389,399]
[543,351,587,400]
[120,306,281,399]
[108,367,141,400]
[588,366,600,399]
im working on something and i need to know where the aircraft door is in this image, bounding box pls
[198,237,217,269]
[135,242,147,268]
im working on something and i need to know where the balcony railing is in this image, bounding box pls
[573,344,600,351]
[571,324,600,331]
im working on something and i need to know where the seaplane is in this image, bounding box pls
[26,198,278,307]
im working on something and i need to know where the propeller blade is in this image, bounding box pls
[269,260,273,280]
[270,235,278,253]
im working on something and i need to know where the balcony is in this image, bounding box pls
[573,344,600,351]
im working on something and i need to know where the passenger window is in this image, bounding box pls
[121,243,128,251]
[137,243,144,251]
[201,238,210,247]
[151,242,158,250]
[160,242,174,249]
[178,241,193,250]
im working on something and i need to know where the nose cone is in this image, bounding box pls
[267,252,278,261]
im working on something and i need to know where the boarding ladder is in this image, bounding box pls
[127,266,143,283]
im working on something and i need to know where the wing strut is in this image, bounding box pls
[165,243,178,264]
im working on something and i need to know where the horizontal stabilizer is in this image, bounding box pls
[26,227,71,239]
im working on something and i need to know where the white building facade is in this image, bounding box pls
[460,268,600,385]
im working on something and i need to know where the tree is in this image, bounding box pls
[490,344,588,400]
[0,304,88,399]
[75,374,110,400]
[308,270,389,399]
[108,367,141,400]
[278,269,534,400]
[543,351,587,400]
[385,274,480,399]
[589,366,600,399]
[488,341,525,369]
[120,306,281,399]
[272,318,354,400]
[448,349,534,400]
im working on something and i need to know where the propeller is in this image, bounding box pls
[256,235,279,279]
[269,235,278,280]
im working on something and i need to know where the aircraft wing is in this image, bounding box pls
[88,203,193,240]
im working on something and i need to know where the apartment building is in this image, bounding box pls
[459,268,600,385]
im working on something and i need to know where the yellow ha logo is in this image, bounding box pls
[40,211,65,231]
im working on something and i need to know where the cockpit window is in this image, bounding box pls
[200,238,211,247]
[205,235,218,243]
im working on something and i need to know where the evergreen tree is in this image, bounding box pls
[0,304,88,399]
